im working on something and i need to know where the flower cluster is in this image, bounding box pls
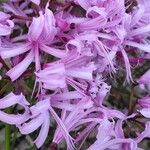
[0,0,150,149]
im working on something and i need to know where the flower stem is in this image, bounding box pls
[5,109,11,150]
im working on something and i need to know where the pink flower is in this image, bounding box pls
[36,56,96,91]
[35,62,66,90]
[1,0,150,149]
[18,99,50,148]
[53,97,94,149]
[0,6,66,81]
[88,119,137,150]
[18,98,74,149]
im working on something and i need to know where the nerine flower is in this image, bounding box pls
[36,57,96,91]
[0,0,150,149]
[18,98,74,149]
[88,118,137,150]
[0,6,66,81]
[18,99,51,148]
[53,96,95,149]
[35,62,66,90]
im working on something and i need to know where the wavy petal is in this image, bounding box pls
[0,110,30,125]
[28,12,44,41]
[0,43,31,59]
[43,8,57,43]
[6,51,34,81]
[40,44,67,58]
[19,113,45,134]
[0,92,29,109]
[34,111,50,148]
[30,99,50,117]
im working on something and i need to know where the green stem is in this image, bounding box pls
[5,124,11,150]
[5,109,11,150]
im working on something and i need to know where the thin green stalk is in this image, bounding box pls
[5,124,11,150]
[5,109,11,150]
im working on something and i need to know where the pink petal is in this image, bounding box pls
[138,97,150,108]
[30,99,50,117]
[52,99,93,111]
[137,69,150,84]
[42,78,66,90]
[0,92,29,109]
[40,44,67,58]
[0,11,10,22]
[31,0,40,5]
[19,113,45,134]
[0,110,30,125]
[6,51,34,81]
[120,47,133,82]
[51,91,83,100]
[43,8,57,43]
[66,63,95,80]
[49,106,75,150]
[28,12,44,41]
[115,120,124,138]
[36,63,66,90]
[0,43,31,59]
[0,21,14,36]
[36,63,65,76]
[125,41,150,53]
[34,111,50,148]
[130,24,150,36]
[139,108,150,118]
